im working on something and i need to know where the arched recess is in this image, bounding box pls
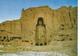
[35,17,47,46]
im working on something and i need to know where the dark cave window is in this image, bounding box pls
[35,43,39,46]
[4,36,6,39]
[69,38,72,40]
[25,40,29,42]
[40,43,43,46]
[44,42,47,45]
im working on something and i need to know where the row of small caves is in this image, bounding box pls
[0,17,73,46]
[0,35,72,45]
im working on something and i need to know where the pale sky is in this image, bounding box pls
[0,0,77,23]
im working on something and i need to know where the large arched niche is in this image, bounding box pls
[35,17,47,46]
[36,17,45,26]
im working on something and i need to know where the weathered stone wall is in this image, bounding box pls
[21,6,53,44]
[0,6,77,55]
[0,6,77,45]
[0,20,22,36]
[20,6,77,44]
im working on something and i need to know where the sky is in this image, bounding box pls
[0,0,77,23]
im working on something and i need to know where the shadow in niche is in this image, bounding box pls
[36,17,45,27]
[35,17,47,46]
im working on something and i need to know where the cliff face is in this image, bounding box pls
[20,6,77,42]
[0,6,77,55]
[0,20,21,37]
[0,6,77,44]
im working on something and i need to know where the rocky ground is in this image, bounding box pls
[0,51,69,56]
[0,40,77,56]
